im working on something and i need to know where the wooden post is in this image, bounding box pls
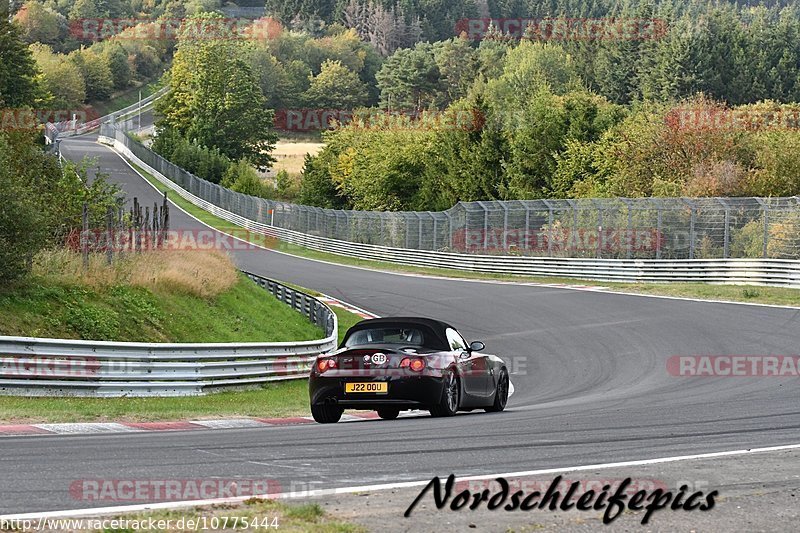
[117,199,125,259]
[105,206,113,265]
[144,205,150,250]
[134,197,142,253]
[162,191,169,246]
[153,202,158,249]
[81,202,89,270]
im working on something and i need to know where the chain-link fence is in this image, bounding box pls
[102,123,800,260]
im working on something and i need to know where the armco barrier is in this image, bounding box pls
[99,129,800,288]
[0,272,337,397]
[51,87,168,139]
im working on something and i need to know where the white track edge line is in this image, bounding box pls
[4,442,799,520]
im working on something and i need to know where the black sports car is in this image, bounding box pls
[308,317,509,423]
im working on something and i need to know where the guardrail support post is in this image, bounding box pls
[656,204,662,259]
[502,204,508,251]
[432,214,437,250]
[479,201,489,251]
[721,199,730,259]
[597,209,603,259]
[626,201,633,259]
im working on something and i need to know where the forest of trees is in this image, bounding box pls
[7,0,800,211]
[0,17,122,282]
[296,1,800,209]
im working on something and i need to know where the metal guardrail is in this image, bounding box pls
[0,272,337,397]
[99,127,800,287]
[47,86,169,141]
[99,126,799,261]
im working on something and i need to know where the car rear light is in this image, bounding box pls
[317,358,336,373]
[400,357,425,372]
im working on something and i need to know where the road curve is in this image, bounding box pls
[1,133,797,515]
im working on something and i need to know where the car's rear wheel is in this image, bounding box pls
[430,369,459,417]
[377,408,400,420]
[485,368,509,413]
[311,403,343,423]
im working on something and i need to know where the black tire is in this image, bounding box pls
[377,408,400,420]
[485,368,509,413]
[311,403,343,423]
[430,369,459,417]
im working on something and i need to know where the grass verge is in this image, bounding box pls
[70,500,364,533]
[0,250,323,342]
[132,163,800,308]
[0,249,335,424]
[0,380,310,423]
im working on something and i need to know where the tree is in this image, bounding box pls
[376,42,445,111]
[0,133,49,283]
[158,13,278,170]
[103,43,131,90]
[303,59,369,109]
[30,43,86,107]
[433,37,478,104]
[69,48,113,101]
[13,1,65,48]
[0,19,40,108]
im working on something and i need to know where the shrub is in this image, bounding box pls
[151,127,232,184]
[222,160,274,199]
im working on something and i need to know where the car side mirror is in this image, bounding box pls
[468,341,485,352]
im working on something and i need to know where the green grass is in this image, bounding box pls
[0,273,323,343]
[73,499,365,533]
[132,161,800,308]
[0,380,311,423]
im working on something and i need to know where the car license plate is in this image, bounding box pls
[345,382,387,393]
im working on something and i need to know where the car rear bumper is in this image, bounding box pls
[309,375,445,409]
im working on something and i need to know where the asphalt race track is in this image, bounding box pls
[2,132,798,518]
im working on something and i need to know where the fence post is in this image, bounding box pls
[81,202,89,270]
[105,206,113,265]
[763,203,770,258]
[541,200,553,256]
[479,201,489,251]
[656,206,662,260]
[719,198,730,259]
[625,200,633,259]
[501,204,508,251]
[523,203,532,253]
[568,199,578,255]
[682,198,696,259]
[597,208,603,259]
[417,212,423,249]
[432,214,437,250]
[445,211,453,250]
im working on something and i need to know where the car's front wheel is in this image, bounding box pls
[430,369,459,417]
[485,368,509,413]
[311,403,343,423]
[377,408,400,420]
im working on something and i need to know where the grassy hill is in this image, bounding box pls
[0,249,323,343]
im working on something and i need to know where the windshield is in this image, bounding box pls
[344,327,425,347]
